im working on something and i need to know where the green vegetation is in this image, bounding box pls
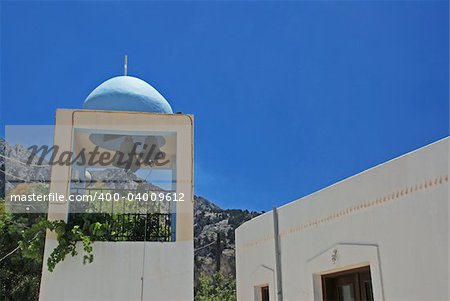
[195,272,236,301]
[0,183,110,300]
[0,200,129,299]
[0,199,42,300]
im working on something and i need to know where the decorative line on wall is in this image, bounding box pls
[239,175,448,250]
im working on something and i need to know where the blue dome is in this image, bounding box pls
[83,76,173,114]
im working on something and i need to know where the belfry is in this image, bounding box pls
[39,63,194,300]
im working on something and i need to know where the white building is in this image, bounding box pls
[39,75,194,300]
[236,138,448,301]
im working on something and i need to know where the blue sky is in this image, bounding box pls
[1,1,448,211]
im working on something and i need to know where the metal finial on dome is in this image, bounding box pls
[124,55,128,76]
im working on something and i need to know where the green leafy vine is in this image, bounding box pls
[20,217,109,272]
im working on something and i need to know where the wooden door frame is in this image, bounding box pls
[321,266,371,301]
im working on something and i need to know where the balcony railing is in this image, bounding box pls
[68,188,174,242]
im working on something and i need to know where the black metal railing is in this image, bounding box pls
[68,188,174,242]
[68,212,172,242]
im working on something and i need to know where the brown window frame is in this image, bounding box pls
[260,285,269,301]
[321,266,373,301]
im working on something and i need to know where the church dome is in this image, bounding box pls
[83,76,173,114]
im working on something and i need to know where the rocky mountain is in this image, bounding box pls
[194,195,260,284]
[0,138,51,196]
[0,139,261,285]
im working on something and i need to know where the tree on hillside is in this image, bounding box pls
[195,272,236,301]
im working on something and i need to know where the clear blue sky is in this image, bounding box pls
[1,1,448,211]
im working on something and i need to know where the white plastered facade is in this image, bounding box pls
[236,138,449,301]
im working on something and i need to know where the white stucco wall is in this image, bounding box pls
[236,138,449,301]
[39,241,193,301]
[39,110,194,301]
